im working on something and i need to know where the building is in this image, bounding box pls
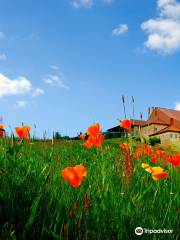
[106,119,145,138]
[107,107,180,145]
[142,107,180,145]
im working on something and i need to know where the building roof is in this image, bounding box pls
[142,107,180,128]
[130,119,145,126]
[107,119,145,132]
[149,125,180,137]
[0,128,5,131]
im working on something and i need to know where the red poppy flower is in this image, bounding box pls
[15,126,31,140]
[150,156,157,163]
[79,134,85,140]
[166,154,180,166]
[120,119,131,130]
[0,124,5,137]
[62,164,87,188]
[87,123,101,136]
[83,123,104,148]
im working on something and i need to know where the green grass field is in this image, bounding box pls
[0,138,180,240]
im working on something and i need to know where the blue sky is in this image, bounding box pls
[0,0,180,137]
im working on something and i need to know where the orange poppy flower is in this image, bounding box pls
[62,164,87,188]
[0,124,5,137]
[152,172,168,181]
[150,156,157,163]
[142,163,150,169]
[15,126,31,140]
[87,123,101,136]
[79,134,85,140]
[83,140,94,148]
[83,123,104,148]
[166,154,180,166]
[142,163,168,180]
[88,134,104,148]
[120,119,131,130]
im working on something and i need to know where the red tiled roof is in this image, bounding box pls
[130,119,145,126]
[142,107,180,128]
[149,125,180,137]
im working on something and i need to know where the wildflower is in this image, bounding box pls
[120,119,131,130]
[0,124,5,137]
[166,154,180,166]
[83,140,93,148]
[62,164,87,188]
[79,134,85,140]
[142,163,168,181]
[120,142,134,181]
[87,123,101,136]
[120,142,130,152]
[155,150,165,158]
[152,172,168,181]
[15,126,31,140]
[150,156,157,163]
[83,123,104,148]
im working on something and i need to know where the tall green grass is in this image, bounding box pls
[0,139,179,239]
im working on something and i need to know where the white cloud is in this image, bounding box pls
[32,88,44,97]
[0,32,5,39]
[15,101,27,108]
[71,0,93,8]
[141,0,180,54]
[112,24,128,36]
[44,75,69,89]
[70,0,113,8]
[0,73,44,98]
[0,53,7,61]
[158,0,180,19]
[50,65,59,70]
[175,102,180,110]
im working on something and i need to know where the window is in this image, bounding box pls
[154,128,158,133]
[170,133,173,138]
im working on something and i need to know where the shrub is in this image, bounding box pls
[148,137,161,146]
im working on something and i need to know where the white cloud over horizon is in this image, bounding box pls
[0,73,44,98]
[112,24,128,36]
[175,102,180,110]
[44,75,69,89]
[141,0,180,54]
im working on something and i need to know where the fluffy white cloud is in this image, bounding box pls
[44,75,69,89]
[158,0,180,19]
[0,73,44,97]
[112,24,128,36]
[71,0,93,8]
[0,53,7,61]
[141,0,180,54]
[0,32,5,39]
[175,102,180,110]
[15,101,27,108]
